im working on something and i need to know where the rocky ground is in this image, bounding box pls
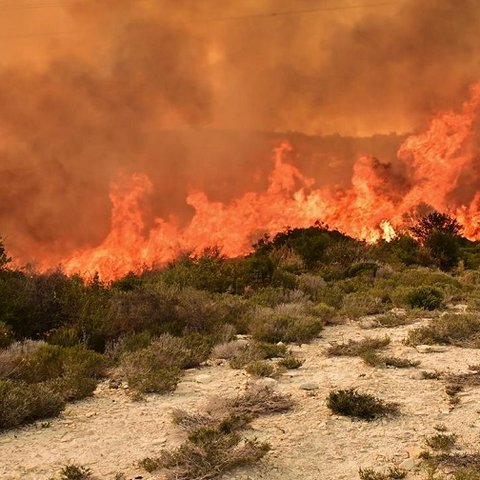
[2,314,480,480]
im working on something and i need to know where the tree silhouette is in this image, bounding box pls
[410,211,462,271]
[410,211,461,244]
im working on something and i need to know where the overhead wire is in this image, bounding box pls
[0,0,407,40]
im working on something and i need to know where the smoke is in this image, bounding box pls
[0,0,479,263]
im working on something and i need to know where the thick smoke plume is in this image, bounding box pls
[0,0,479,267]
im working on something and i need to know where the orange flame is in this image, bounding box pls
[40,82,480,281]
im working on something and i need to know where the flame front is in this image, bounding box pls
[53,83,480,281]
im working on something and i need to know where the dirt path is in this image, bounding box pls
[2,319,480,480]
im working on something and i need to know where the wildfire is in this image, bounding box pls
[37,82,480,280]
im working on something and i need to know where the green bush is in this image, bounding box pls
[119,334,202,393]
[249,304,323,344]
[405,286,443,310]
[0,321,13,349]
[0,380,65,429]
[407,314,480,347]
[15,344,105,384]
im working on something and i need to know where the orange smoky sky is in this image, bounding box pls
[0,0,479,268]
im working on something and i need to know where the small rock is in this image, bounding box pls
[398,458,416,471]
[359,319,377,329]
[409,371,425,380]
[86,412,96,418]
[405,446,424,459]
[252,377,278,389]
[300,382,319,391]
[416,345,448,353]
[195,374,213,384]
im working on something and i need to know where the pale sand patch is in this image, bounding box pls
[2,319,480,480]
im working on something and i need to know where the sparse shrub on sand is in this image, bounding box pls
[245,360,276,377]
[426,433,458,452]
[327,336,390,357]
[278,355,304,369]
[406,314,480,347]
[327,388,399,420]
[360,351,420,369]
[359,466,407,480]
[141,387,292,479]
[59,464,92,480]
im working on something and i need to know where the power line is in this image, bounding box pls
[0,0,407,40]
[206,1,405,22]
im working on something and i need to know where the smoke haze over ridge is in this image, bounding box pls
[0,0,479,265]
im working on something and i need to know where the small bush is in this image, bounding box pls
[218,386,294,418]
[371,313,412,328]
[249,303,324,344]
[15,344,105,384]
[0,340,46,379]
[327,388,399,420]
[407,314,480,347]
[245,360,275,377]
[60,464,92,480]
[152,432,270,480]
[0,321,13,349]
[142,387,292,479]
[361,352,419,369]
[327,336,390,357]
[426,433,457,452]
[358,466,406,480]
[278,355,304,369]
[0,380,65,429]
[224,341,288,369]
[406,286,443,310]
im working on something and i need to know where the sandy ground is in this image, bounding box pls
[2,317,480,480]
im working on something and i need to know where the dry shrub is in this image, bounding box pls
[249,303,323,344]
[426,433,457,452]
[407,314,480,347]
[370,313,413,328]
[327,336,390,357]
[153,432,270,480]
[327,388,400,420]
[0,340,45,379]
[218,386,294,418]
[212,340,249,360]
[143,387,293,479]
[361,351,419,369]
[60,464,92,480]
[0,380,65,430]
[245,360,276,377]
[218,341,288,369]
[278,355,304,369]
